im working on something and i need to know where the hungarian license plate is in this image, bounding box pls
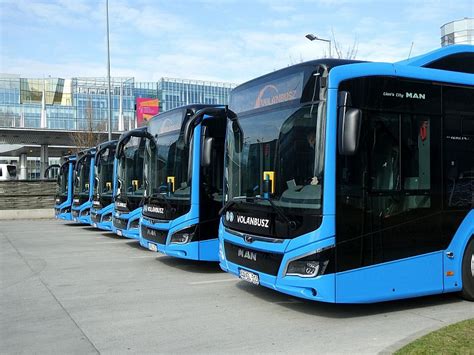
[117,229,123,236]
[148,243,158,252]
[93,223,97,228]
[74,218,78,222]
[239,269,260,285]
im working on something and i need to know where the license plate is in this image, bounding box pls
[74,218,78,222]
[93,223,97,228]
[117,230,123,236]
[239,269,260,285]
[148,243,158,252]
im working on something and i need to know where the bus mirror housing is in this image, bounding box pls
[338,91,361,156]
[201,137,214,167]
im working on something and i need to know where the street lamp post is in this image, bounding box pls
[305,33,332,58]
[106,0,112,141]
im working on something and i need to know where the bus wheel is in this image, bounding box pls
[460,238,474,301]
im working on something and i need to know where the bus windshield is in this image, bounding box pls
[58,162,69,196]
[144,110,191,207]
[74,155,91,196]
[117,137,145,198]
[95,146,115,198]
[225,102,325,214]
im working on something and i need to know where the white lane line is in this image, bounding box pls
[189,278,237,285]
[96,241,132,244]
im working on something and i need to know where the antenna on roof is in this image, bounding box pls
[408,42,414,59]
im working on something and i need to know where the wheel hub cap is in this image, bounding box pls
[471,254,474,277]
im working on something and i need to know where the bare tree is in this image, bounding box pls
[69,99,107,153]
[331,29,358,59]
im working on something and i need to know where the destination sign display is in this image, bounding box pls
[230,72,304,113]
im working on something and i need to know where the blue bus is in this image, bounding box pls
[219,45,474,303]
[91,140,118,231]
[112,127,148,239]
[54,155,76,221]
[71,148,96,224]
[139,105,227,261]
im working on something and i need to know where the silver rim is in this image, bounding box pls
[471,254,474,278]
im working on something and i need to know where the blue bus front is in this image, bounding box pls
[90,140,117,231]
[219,46,474,303]
[71,149,96,224]
[112,128,147,239]
[54,156,76,221]
[140,105,226,261]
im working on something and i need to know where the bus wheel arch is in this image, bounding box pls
[460,237,474,301]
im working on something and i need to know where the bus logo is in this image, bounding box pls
[238,248,257,261]
[225,211,235,222]
[405,92,426,100]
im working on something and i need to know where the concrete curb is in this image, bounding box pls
[0,209,54,220]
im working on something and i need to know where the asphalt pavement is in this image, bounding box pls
[1,219,473,354]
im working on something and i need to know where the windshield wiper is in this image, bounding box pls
[249,196,296,230]
[149,192,176,212]
[218,196,248,216]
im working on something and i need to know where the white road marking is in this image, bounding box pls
[96,241,131,244]
[189,278,237,285]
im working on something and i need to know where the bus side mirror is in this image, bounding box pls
[201,137,214,167]
[338,108,361,156]
[338,91,361,156]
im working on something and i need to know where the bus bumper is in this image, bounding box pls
[166,239,219,261]
[90,205,114,231]
[56,212,73,221]
[140,217,219,261]
[113,209,141,240]
[219,230,336,302]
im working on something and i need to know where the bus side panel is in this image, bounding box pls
[443,210,474,293]
[335,251,443,303]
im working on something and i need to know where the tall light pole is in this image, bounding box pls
[106,0,112,140]
[305,33,332,58]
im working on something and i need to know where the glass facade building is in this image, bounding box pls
[441,18,474,47]
[159,77,236,112]
[0,75,236,131]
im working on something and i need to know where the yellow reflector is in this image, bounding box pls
[263,171,275,194]
[167,176,175,192]
[132,180,139,190]
[446,271,454,277]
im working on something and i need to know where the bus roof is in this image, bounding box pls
[147,104,220,124]
[233,59,362,94]
[397,44,474,69]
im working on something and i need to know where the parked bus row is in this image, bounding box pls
[53,45,474,304]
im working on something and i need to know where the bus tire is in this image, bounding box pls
[460,238,474,301]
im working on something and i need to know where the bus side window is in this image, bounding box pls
[370,114,400,191]
[401,115,431,209]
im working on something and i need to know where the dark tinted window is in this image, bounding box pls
[425,53,474,74]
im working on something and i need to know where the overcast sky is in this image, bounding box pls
[0,0,472,84]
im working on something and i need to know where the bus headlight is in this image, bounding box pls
[129,219,139,229]
[285,247,334,278]
[170,225,198,245]
[102,213,112,222]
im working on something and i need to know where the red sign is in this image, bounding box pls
[136,98,159,127]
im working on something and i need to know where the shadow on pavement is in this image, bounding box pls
[157,256,224,274]
[82,226,101,232]
[125,240,144,250]
[234,281,465,318]
[100,232,121,239]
